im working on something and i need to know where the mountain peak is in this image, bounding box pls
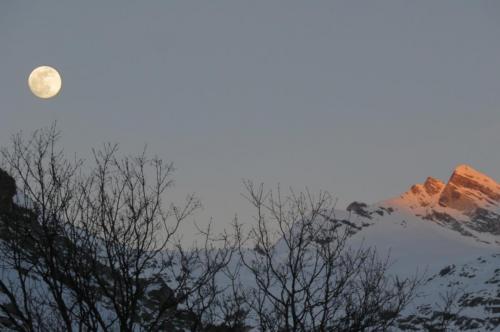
[423,177,445,196]
[451,164,491,181]
[387,164,500,216]
[453,163,475,173]
[439,165,500,213]
[381,164,500,241]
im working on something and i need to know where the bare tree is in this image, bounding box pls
[207,260,250,331]
[0,125,87,331]
[0,124,422,332]
[426,287,464,332]
[234,181,421,332]
[0,124,232,331]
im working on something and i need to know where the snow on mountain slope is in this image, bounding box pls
[400,253,500,331]
[347,207,497,276]
[339,164,500,330]
[234,186,499,330]
[382,164,500,245]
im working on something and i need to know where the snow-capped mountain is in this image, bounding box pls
[233,165,499,330]
[0,164,498,331]
[341,164,500,330]
[382,164,500,245]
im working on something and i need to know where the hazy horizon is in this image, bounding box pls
[2,1,500,235]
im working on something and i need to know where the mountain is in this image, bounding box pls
[382,164,500,245]
[342,164,500,330]
[236,164,500,330]
[0,164,498,331]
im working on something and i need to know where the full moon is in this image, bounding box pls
[28,66,62,99]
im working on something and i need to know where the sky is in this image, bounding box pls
[1,1,500,237]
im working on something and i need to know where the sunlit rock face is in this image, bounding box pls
[393,164,500,215]
[383,164,500,240]
[423,177,445,196]
[438,165,500,215]
[405,177,446,208]
[397,177,446,211]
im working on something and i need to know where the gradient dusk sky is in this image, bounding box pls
[1,1,500,235]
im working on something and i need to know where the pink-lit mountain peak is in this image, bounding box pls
[448,164,500,195]
[391,164,500,216]
[438,164,500,212]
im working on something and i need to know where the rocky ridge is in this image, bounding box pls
[382,164,500,244]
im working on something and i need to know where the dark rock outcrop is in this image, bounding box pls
[0,168,16,213]
[347,201,372,219]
